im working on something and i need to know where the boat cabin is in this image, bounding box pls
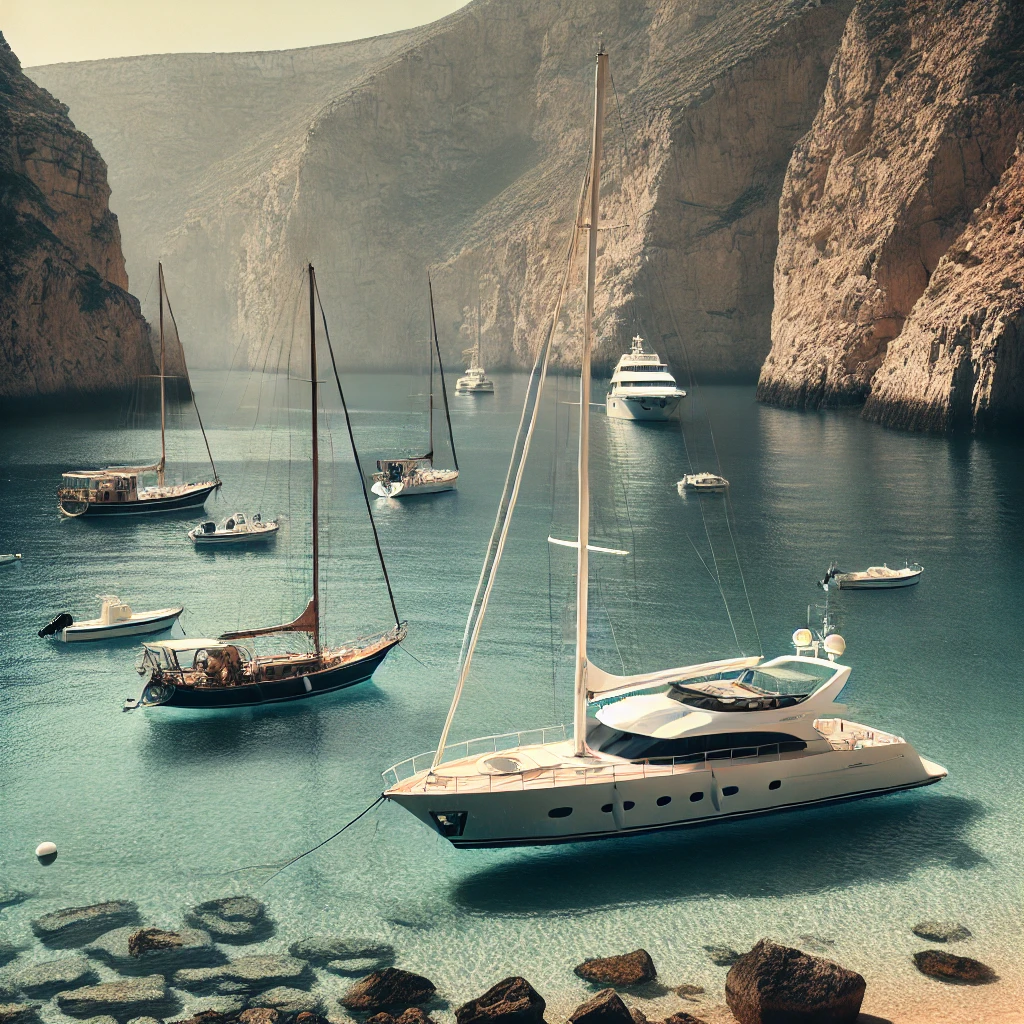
[139,638,255,685]
[376,457,429,483]
[60,470,143,505]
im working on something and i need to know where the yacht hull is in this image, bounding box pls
[371,474,458,498]
[129,641,398,711]
[61,607,182,643]
[387,747,946,848]
[605,395,682,421]
[190,527,279,546]
[59,482,220,517]
[836,574,922,589]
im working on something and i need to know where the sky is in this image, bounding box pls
[5,0,473,68]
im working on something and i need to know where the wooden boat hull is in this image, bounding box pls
[62,607,182,643]
[128,638,399,711]
[59,482,220,517]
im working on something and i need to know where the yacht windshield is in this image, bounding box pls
[669,662,834,712]
[589,723,807,761]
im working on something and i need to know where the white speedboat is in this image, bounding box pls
[678,473,729,494]
[38,595,182,643]
[189,512,279,546]
[383,51,945,848]
[605,335,686,421]
[824,562,923,590]
[0,553,22,566]
[456,365,495,394]
[371,278,459,498]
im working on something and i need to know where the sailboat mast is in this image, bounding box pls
[158,262,166,485]
[428,294,434,460]
[573,50,607,756]
[476,287,482,370]
[428,275,459,471]
[308,263,321,654]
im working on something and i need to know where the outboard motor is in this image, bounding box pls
[39,612,73,638]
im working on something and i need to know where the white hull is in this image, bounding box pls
[0,554,21,565]
[606,394,683,421]
[456,382,494,394]
[387,733,945,848]
[61,607,182,643]
[190,527,279,546]
[371,472,458,498]
[837,574,921,590]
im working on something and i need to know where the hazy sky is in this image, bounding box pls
[7,0,473,68]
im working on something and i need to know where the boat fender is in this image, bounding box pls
[710,773,722,812]
[35,841,57,864]
[303,676,312,692]
[38,612,73,638]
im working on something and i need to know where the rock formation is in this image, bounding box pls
[574,950,656,987]
[30,0,851,377]
[0,33,152,406]
[758,0,1024,431]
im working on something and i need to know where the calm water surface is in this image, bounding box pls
[1,373,1022,1023]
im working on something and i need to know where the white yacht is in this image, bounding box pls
[678,473,729,494]
[383,51,946,848]
[456,365,495,395]
[605,335,686,421]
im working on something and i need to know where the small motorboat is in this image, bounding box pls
[189,512,279,546]
[39,595,182,642]
[0,553,22,566]
[821,562,923,590]
[677,472,729,494]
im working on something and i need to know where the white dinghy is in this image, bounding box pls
[677,473,729,494]
[382,51,946,848]
[1,553,22,566]
[189,512,279,546]
[39,595,182,643]
[823,562,923,590]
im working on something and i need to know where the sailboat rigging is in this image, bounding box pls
[382,51,945,847]
[57,263,221,517]
[125,264,406,711]
[371,277,460,497]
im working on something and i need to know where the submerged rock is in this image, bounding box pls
[125,1017,163,1024]
[567,988,633,1024]
[82,1017,118,1024]
[238,1009,279,1024]
[256,987,322,1015]
[912,950,996,984]
[294,1014,331,1024]
[0,946,22,970]
[55,975,173,1020]
[174,956,310,996]
[32,903,141,948]
[702,946,743,968]
[674,985,704,998]
[288,937,394,967]
[911,922,972,944]
[725,939,865,1024]
[0,891,31,912]
[366,1010,434,1024]
[6,956,99,998]
[86,927,222,974]
[454,977,544,1024]
[0,1004,40,1024]
[184,899,272,946]
[574,951,656,987]
[341,968,436,1012]
[662,1015,709,1024]
[183,998,246,1017]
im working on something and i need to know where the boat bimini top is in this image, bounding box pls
[138,638,255,673]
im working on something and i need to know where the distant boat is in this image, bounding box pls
[822,562,923,590]
[38,595,181,643]
[125,264,406,712]
[189,512,279,546]
[57,264,221,517]
[605,335,686,421]
[456,294,494,395]
[372,277,459,497]
[678,473,729,494]
[0,553,22,566]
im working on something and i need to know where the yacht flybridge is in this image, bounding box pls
[605,335,686,421]
[383,52,945,847]
[372,278,459,498]
[125,265,406,711]
[58,264,221,517]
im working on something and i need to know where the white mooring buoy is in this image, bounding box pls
[35,841,57,863]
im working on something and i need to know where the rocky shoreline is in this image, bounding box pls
[0,898,1001,1024]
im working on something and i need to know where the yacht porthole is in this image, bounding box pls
[548,807,573,818]
[689,792,704,802]
[657,796,671,806]
[769,780,782,790]
[623,800,635,810]
[722,785,739,796]
[601,803,613,813]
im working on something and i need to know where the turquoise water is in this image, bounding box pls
[1,373,1022,1024]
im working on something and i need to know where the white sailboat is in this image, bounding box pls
[456,296,494,395]
[383,51,946,848]
[605,335,686,421]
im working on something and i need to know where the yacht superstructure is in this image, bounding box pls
[605,336,686,421]
[383,50,945,848]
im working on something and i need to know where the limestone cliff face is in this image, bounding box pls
[0,32,152,404]
[758,0,1024,428]
[30,0,851,377]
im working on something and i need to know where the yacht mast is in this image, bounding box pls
[308,263,321,654]
[158,262,166,485]
[429,275,459,471]
[428,295,434,461]
[573,50,606,756]
[476,287,482,370]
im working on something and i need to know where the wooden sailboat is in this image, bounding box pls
[57,263,221,516]
[382,51,945,847]
[371,278,459,497]
[125,264,406,711]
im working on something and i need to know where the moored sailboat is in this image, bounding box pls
[125,265,406,711]
[456,295,494,395]
[372,278,459,497]
[383,51,945,847]
[57,264,221,517]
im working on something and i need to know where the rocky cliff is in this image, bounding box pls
[30,0,852,376]
[0,32,153,406]
[757,0,1024,430]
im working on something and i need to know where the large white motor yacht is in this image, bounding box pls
[384,51,946,849]
[605,335,686,421]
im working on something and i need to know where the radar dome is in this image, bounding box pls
[792,628,813,647]
[824,634,846,658]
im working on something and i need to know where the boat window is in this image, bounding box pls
[548,807,573,818]
[657,796,671,806]
[592,728,807,761]
[722,786,739,796]
[689,792,704,802]
[623,800,635,810]
[601,803,613,813]
[769,780,782,790]
[429,811,467,837]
